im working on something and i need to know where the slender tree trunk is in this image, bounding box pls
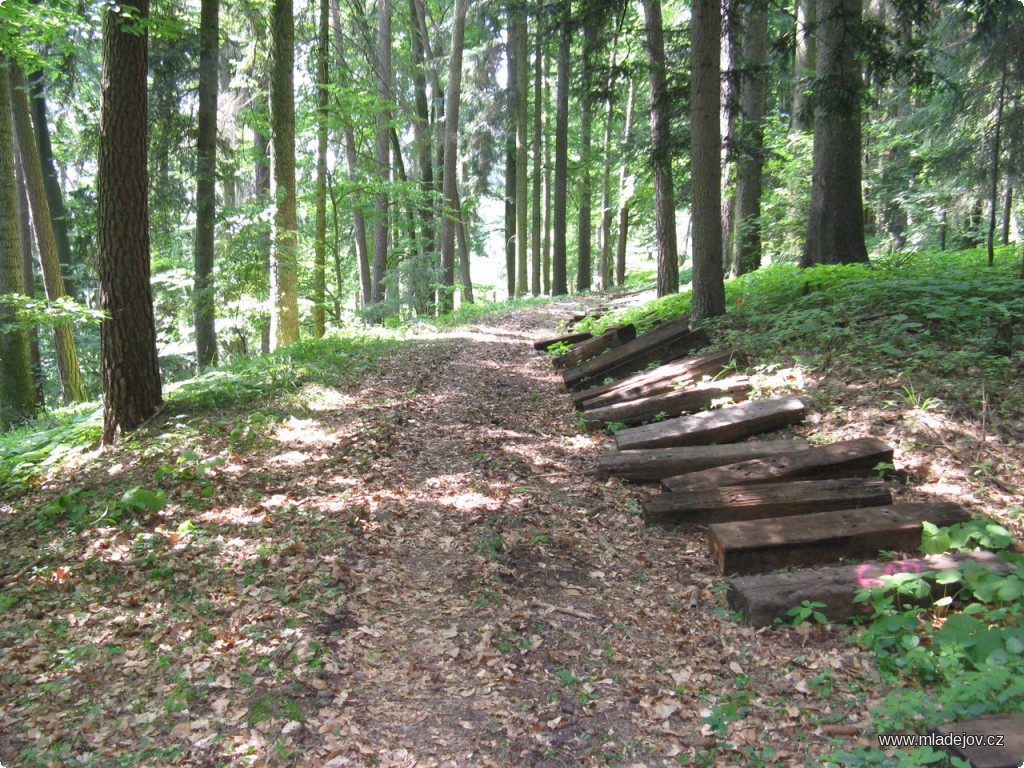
[97,2,164,443]
[10,66,88,403]
[194,0,219,366]
[27,70,78,299]
[792,0,816,132]
[439,0,467,313]
[721,0,738,272]
[455,185,473,304]
[0,66,35,428]
[514,15,529,298]
[408,0,435,268]
[331,0,372,307]
[543,58,553,295]
[690,0,725,318]
[504,12,518,299]
[313,0,329,336]
[531,32,543,297]
[552,17,570,296]
[371,0,393,309]
[800,0,869,268]
[615,78,637,286]
[16,163,43,404]
[576,11,598,293]
[1002,186,1013,246]
[253,81,272,354]
[987,63,1007,267]
[598,15,623,291]
[643,0,679,297]
[730,1,768,276]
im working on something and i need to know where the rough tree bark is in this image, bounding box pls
[193,0,219,365]
[690,0,726,318]
[270,0,300,345]
[96,2,164,442]
[552,16,570,296]
[438,0,467,313]
[643,0,679,297]
[800,0,869,268]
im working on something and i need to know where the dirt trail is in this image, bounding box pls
[0,302,877,768]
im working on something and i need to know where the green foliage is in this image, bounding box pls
[834,522,1024,765]
[0,295,107,334]
[786,600,829,625]
[0,406,101,496]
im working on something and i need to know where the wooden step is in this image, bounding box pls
[929,712,1024,768]
[662,437,893,492]
[596,439,810,483]
[615,395,807,451]
[551,325,637,369]
[573,350,737,410]
[582,377,751,430]
[643,477,891,528]
[561,316,708,390]
[533,331,592,352]
[708,502,971,575]
[727,551,1015,627]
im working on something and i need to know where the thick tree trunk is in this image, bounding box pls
[615,78,637,286]
[531,34,543,297]
[27,71,78,299]
[438,0,467,313]
[0,67,35,428]
[730,2,768,277]
[313,0,329,336]
[96,3,164,442]
[194,0,219,365]
[514,15,529,298]
[643,0,679,297]
[270,0,300,345]
[800,0,869,268]
[1002,186,1013,247]
[371,0,393,310]
[598,17,622,291]
[552,19,570,296]
[690,0,725,318]
[10,66,88,404]
[455,186,473,304]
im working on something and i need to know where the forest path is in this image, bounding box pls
[0,302,875,768]
[267,302,871,766]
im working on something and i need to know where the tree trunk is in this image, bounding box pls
[531,32,543,297]
[504,12,518,299]
[643,0,679,298]
[331,0,372,307]
[514,14,529,298]
[194,0,219,365]
[270,0,300,345]
[27,71,78,299]
[313,0,329,336]
[691,0,725,318]
[253,79,272,354]
[987,63,1007,267]
[730,1,768,277]
[97,2,164,442]
[792,0,816,132]
[408,0,435,267]
[615,78,637,286]
[455,185,473,304]
[438,0,467,313]
[371,0,393,310]
[800,0,869,268]
[0,66,35,429]
[552,17,570,296]
[598,16,622,291]
[576,11,598,293]
[10,66,88,404]
[16,162,43,404]
[1002,186,1013,247]
[543,61,553,295]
